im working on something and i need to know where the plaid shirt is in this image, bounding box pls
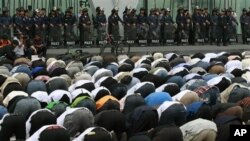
[194,85,214,97]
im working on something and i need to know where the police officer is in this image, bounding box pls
[96,7,107,42]
[176,7,188,44]
[12,8,21,36]
[204,8,211,42]
[184,9,192,44]
[22,10,33,38]
[48,9,62,43]
[228,8,238,42]
[192,6,201,41]
[33,9,43,37]
[63,9,77,42]
[148,8,160,40]
[240,8,248,44]
[79,8,91,45]
[18,8,26,36]
[137,8,148,40]
[0,8,12,39]
[123,6,131,41]
[199,9,206,40]
[128,9,137,40]
[40,8,48,43]
[210,9,218,44]
[161,8,175,41]
[108,8,123,41]
[217,9,230,46]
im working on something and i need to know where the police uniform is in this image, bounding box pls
[161,9,175,41]
[48,10,62,43]
[15,8,26,36]
[123,8,130,40]
[217,10,230,46]
[108,8,123,41]
[204,9,211,41]
[137,8,148,40]
[240,9,249,43]
[12,8,22,36]
[64,10,77,42]
[228,10,238,42]
[40,9,49,43]
[199,10,207,40]
[79,8,92,44]
[33,11,43,37]
[192,9,201,40]
[96,9,107,41]
[176,9,188,43]
[22,10,33,38]
[210,10,218,44]
[128,9,137,40]
[0,9,12,39]
[148,9,160,40]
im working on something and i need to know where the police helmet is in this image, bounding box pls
[131,8,136,13]
[111,9,116,13]
[82,8,88,12]
[150,8,155,13]
[96,7,101,12]
[19,7,25,11]
[65,9,71,13]
[140,7,145,11]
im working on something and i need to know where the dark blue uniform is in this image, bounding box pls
[204,12,211,41]
[192,12,200,40]
[12,14,23,36]
[210,13,218,44]
[217,13,230,46]
[161,14,175,40]
[148,14,160,39]
[0,14,12,38]
[64,13,77,41]
[240,12,249,43]
[108,14,122,41]
[22,15,33,38]
[176,13,189,43]
[96,14,107,41]
[123,13,130,40]
[199,14,206,39]
[79,13,91,44]
[49,14,62,42]
[128,12,137,40]
[228,14,238,41]
[137,14,148,39]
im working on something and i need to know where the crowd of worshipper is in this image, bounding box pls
[1,6,250,47]
[1,50,250,141]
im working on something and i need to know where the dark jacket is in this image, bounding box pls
[0,44,16,61]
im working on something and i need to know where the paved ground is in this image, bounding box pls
[47,44,250,56]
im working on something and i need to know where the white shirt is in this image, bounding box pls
[14,46,24,57]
